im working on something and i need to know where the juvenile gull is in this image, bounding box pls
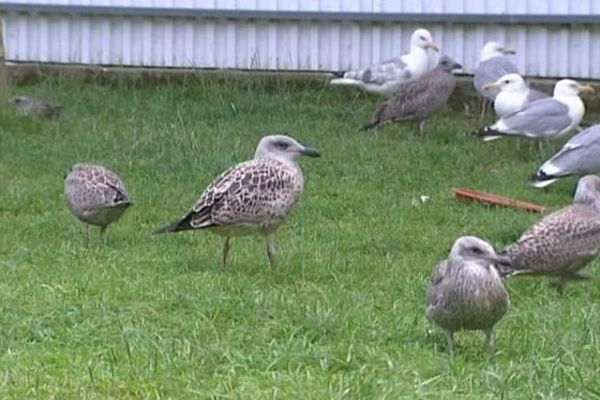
[361,55,462,133]
[473,42,518,102]
[426,236,510,351]
[10,96,62,119]
[330,28,439,96]
[474,79,594,141]
[500,175,600,294]
[155,134,321,268]
[482,73,549,117]
[64,163,132,234]
[531,124,600,188]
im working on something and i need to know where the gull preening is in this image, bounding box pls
[361,55,462,133]
[426,236,510,352]
[501,175,600,294]
[9,96,62,120]
[155,134,321,268]
[330,28,439,96]
[531,124,600,187]
[482,73,549,117]
[474,79,594,141]
[473,42,519,102]
[64,163,132,234]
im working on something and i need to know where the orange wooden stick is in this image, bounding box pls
[452,187,546,213]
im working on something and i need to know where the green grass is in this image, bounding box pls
[1,74,600,399]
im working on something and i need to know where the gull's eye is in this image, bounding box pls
[275,142,289,150]
[504,80,510,84]
[420,36,426,41]
[471,247,483,254]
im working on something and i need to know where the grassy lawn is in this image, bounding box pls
[1,74,600,399]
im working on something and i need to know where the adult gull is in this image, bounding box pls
[330,28,439,96]
[474,79,594,141]
[482,73,549,117]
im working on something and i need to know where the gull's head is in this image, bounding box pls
[553,79,595,97]
[437,55,462,73]
[484,73,527,93]
[480,42,516,61]
[450,236,511,267]
[411,28,439,52]
[9,96,29,106]
[254,134,321,162]
[574,175,600,210]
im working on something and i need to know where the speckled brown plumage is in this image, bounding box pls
[501,175,600,294]
[64,163,132,233]
[156,134,321,268]
[426,236,510,352]
[10,96,62,119]
[362,55,462,133]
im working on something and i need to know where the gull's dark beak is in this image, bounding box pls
[490,253,512,267]
[301,145,321,158]
[502,48,516,55]
[452,62,463,70]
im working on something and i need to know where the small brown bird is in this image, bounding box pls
[500,175,600,294]
[155,134,321,268]
[64,163,132,234]
[426,236,511,352]
[361,55,462,133]
[9,96,62,119]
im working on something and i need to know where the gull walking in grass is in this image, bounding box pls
[64,163,132,235]
[361,55,462,133]
[330,28,439,96]
[155,134,321,268]
[473,79,594,142]
[473,42,518,119]
[500,175,600,295]
[426,236,510,352]
[531,124,600,188]
[482,73,549,117]
[9,96,62,119]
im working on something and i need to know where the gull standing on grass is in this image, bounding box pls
[482,73,549,117]
[473,79,594,141]
[531,124,600,188]
[500,175,600,295]
[64,163,132,235]
[426,236,511,352]
[329,28,439,96]
[9,96,62,119]
[473,42,519,119]
[155,134,321,268]
[361,55,462,133]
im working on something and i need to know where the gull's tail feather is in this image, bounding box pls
[529,170,559,188]
[470,126,505,141]
[330,78,361,86]
[331,71,345,78]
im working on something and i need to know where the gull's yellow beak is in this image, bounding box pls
[482,81,498,91]
[427,42,440,52]
[579,84,595,94]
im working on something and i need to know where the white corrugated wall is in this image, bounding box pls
[3,0,600,79]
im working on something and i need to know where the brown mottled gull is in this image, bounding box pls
[64,163,132,234]
[155,134,321,268]
[426,236,510,352]
[329,28,439,96]
[10,96,62,119]
[500,175,600,295]
[361,55,462,133]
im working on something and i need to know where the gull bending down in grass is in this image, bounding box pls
[361,55,462,133]
[482,73,549,117]
[499,175,600,295]
[473,79,594,141]
[329,28,439,96]
[9,96,62,119]
[155,134,321,268]
[64,163,132,235]
[531,124,600,188]
[426,236,511,352]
